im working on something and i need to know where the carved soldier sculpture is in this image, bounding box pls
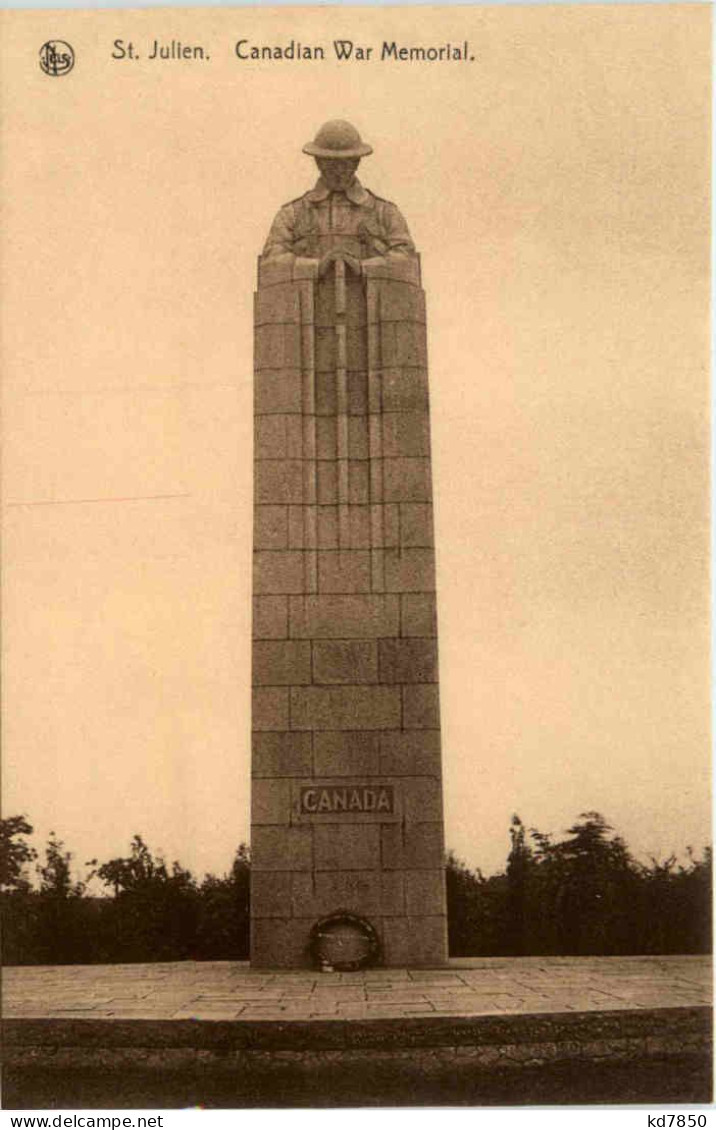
[251,120,448,970]
[262,120,416,274]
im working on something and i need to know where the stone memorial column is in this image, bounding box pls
[250,125,448,969]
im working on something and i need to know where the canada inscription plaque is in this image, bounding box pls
[299,783,395,816]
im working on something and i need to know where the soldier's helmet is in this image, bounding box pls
[302,120,373,159]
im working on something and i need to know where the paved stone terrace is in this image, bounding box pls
[4,955,710,1022]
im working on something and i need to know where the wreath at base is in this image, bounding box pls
[309,910,381,972]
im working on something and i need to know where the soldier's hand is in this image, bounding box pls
[318,249,342,277]
[318,249,362,278]
[342,254,362,277]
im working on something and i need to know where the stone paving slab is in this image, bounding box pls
[3,956,710,1022]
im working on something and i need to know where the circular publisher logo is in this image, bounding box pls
[39,41,75,77]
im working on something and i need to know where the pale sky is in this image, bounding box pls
[2,4,710,887]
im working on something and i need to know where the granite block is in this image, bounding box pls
[254,506,288,550]
[317,507,339,549]
[347,372,368,415]
[384,549,436,593]
[381,323,427,368]
[289,595,400,639]
[312,641,378,685]
[368,411,382,457]
[314,825,380,871]
[405,870,447,916]
[302,463,317,505]
[346,328,368,370]
[400,594,437,637]
[252,732,313,778]
[254,284,301,326]
[379,871,406,916]
[254,551,305,594]
[300,414,316,460]
[251,872,294,918]
[381,915,448,967]
[316,417,337,460]
[255,324,302,370]
[252,687,289,731]
[253,595,288,640]
[381,822,445,870]
[291,872,376,918]
[399,322,428,366]
[380,731,442,776]
[402,777,443,822]
[315,372,337,415]
[254,370,302,415]
[252,778,292,824]
[255,460,303,506]
[291,871,404,918]
[378,639,438,684]
[301,420,316,463]
[382,504,400,547]
[348,461,370,504]
[314,281,335,327]
[374,280,426,324]
[399,504,434,548]
[251,825,313,872]
[344,277,367,321]
[255,415,303,460]
[250,918,310,968]
[402,685,441,729]
[381,369,429,413]
[253,641,312,685]
[382,413,430,458]
[300,418,313,461]
[317,462,338,505]
[337,506,371,549]
[348,417,369,459]
[313,732,381,777]
[311,275,365,327]
[288,506,306,549]
[315,328,335,372]
[257,259,294,287]
[317,550,371,593]
[289,687,402,731]
[383,458,432,503]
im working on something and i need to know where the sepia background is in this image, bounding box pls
[2,4,710,885]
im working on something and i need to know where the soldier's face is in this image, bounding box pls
[316,157,360,192]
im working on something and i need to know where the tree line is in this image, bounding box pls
[1,811,710,965]
[1,820,250,965]
[447,813,711,957]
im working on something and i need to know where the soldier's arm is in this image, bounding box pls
[261,204,299,263]
[378,201,416,259]
[262,202,322,279]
